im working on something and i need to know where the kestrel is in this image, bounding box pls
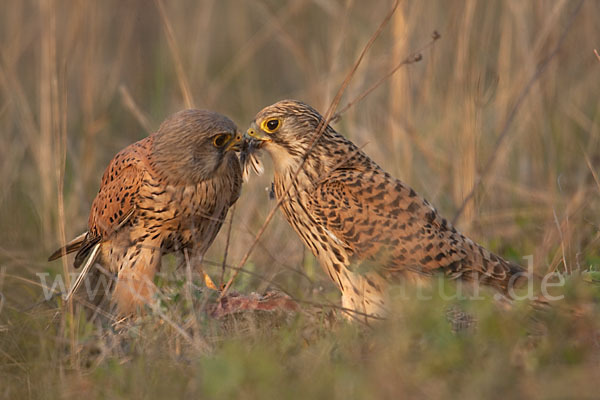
[49,109,243,315]
[245,100,527,321]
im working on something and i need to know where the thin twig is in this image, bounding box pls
[220,0,401,298]
[332,31,441,122]
[552,209,568,274]
[220,205,236,287]
[452,0,585,224]
[205,257,314,285]
[151,302,211,353]
[207,0,307,104]
[0,266,5,316]
[105,267,211,352]
[154,0,194,108]
[291,297,384,325]
[183,248,202,346]
[583,150,600,193]
[119,85,153,134]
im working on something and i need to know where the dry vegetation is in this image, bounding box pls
[1,0,599,398]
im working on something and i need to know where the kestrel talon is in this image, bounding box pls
[49,109,243,315]
[245,100,527,321]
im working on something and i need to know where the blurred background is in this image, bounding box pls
[1,0,599,398]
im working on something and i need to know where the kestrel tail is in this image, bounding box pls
[49,109,243,315]
[245,99,528,321]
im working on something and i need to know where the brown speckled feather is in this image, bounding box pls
[49,109,243,315]
[246,99,526,320]
[72,139,148,269]
[308,166,523,289]
[89,139,149,238]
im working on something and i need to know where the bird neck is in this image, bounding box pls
[272,132,365,199]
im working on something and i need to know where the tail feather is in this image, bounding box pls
[74,236,102,269]
[64,241,101,303]
[481,249,527,292]
[47,232,88,261]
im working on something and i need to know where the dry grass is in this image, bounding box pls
[1,0,600,398]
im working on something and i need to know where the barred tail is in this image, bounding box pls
[47,232,88,261]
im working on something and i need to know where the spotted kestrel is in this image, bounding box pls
[245,100,527,321]
[49,109,243,315]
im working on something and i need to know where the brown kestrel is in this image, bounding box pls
[49,109,243,315]
[245,100,527,321]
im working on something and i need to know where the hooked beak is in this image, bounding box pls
[245,123,271,145]
[225,132,243,152]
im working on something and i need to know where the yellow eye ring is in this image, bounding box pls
[261,118,281,134]
[213,134,231,148]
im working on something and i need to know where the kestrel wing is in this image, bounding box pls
[73,162,142,268]
[307,169,524,291]
[88,164,141,239]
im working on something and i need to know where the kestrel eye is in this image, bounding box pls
[261,118,281,133]
[213,134,230,148]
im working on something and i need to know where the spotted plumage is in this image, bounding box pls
[245,100,526,321]
[49,109,243,315]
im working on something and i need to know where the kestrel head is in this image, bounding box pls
[245,100,332,170]
[152,109,242,183]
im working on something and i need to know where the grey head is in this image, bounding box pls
[152,109,242,184]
